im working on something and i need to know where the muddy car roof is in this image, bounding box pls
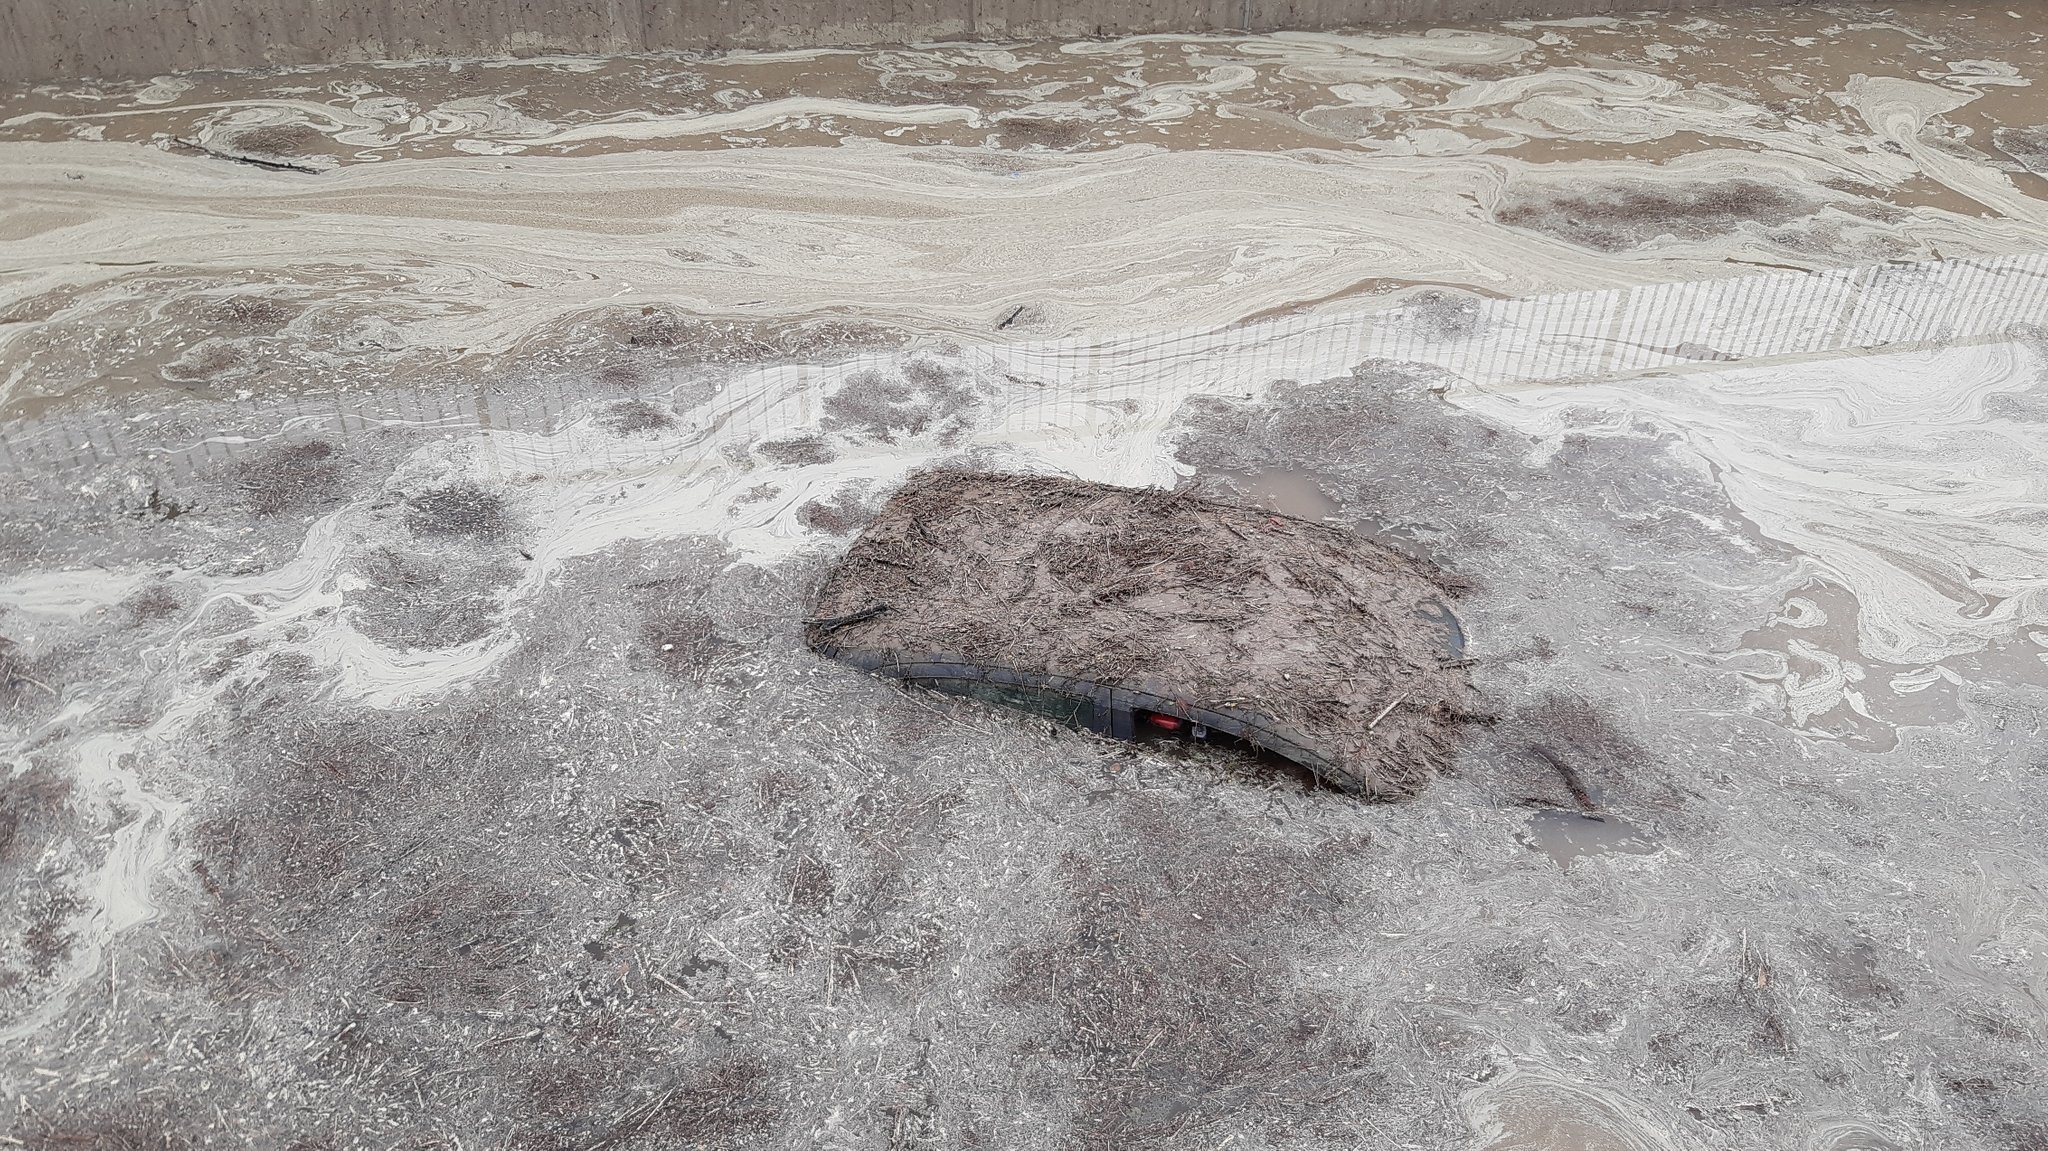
[806,470,1478,798]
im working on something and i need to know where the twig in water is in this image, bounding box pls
[170,137,323,175]
[1530,743,1598,813]
[804,601,890,632]
[1365,693,1405,731]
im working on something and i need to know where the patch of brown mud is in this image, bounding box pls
[1496,177,1819,252]
[347,546,518,650]
[796,486,878,537]
[754,434,835,467]
[0,760,89,1022]
[1644,938,1798,1090]
[0,764,72,870]
[516,1055,782,1151]
[402,482,511,541]
[159,339,254,384]
[596,398,675,435]
[170,678,799,1147]
[121,582,182,624]
[208,293,299,332]
[820,360,979,444]
[228,123,326,158]
[1486,694,1666,814]
[999,822,1380,1143]
[229,439,342,516]
[0,638,61,714]
[993,115,1090,149]
[13,1100,211,1151]
[637,608,736,684]
[1399,286,1491,342]
[1994,126,2048,177]
[1508,131,1768,167]
[595,306,905,365]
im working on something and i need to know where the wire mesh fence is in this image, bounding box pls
[5,250,2047,500]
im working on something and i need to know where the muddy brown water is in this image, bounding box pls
[5,0,2048,190]
[1209,465,1340,521]
[5,5,2048,1148]
[1517,809,1661,869]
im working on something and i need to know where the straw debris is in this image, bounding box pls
[807,471,1479,797]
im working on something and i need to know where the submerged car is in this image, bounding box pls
[806,470,1479,798]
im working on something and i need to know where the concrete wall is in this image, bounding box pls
[4,0,1808,83]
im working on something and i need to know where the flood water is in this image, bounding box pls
[4,4,2048,1149]
[1517,809,1661,869]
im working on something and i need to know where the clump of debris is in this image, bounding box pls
[806,471,1481,797]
